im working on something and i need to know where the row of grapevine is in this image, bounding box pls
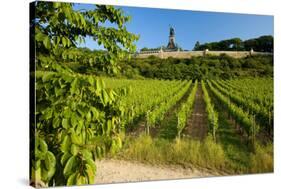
[201,81,219,141]
[207,81,259,144]
[176,81,198,138]
[102,78,189,128]
[146,80,193,134]
[211,80,272,134]
[217,79,273,109]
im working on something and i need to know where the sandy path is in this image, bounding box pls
[95,159,218,184]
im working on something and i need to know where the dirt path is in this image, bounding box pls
[184,83,208,139]
[95,159,218,184]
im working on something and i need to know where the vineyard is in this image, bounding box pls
[105,77,273,174]
[30,1,274,187]
[102,77,273,143]
[103,77,273,168]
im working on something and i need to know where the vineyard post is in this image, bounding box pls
[146,120,150,136]
[177,117,181,139]
[228,89,231,119]
[212,112,216,142]
[145,111,150,135]
[252,114,256,147]
[268,107,272,135]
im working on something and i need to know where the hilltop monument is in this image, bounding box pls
[167,26,176,49]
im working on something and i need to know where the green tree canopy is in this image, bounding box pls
[33,1,139,73]
[193,36,273,52]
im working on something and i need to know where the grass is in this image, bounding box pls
[249,143,273,173]
[112,129,273,174]
[216,112,251,173]
[115,133,227,171]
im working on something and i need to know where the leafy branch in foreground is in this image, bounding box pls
[31,1,138,187]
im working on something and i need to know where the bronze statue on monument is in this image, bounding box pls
[167,26,176,49]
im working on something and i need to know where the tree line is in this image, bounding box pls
[193,35,273,52]
[67,51,273,81]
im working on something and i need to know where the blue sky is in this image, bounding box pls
[74,4,273,51]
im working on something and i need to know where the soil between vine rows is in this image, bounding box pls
[183,83,208,139]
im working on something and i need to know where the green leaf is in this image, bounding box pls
[67,172,77,186]
[35,160,41,170]
[76,174,87,185]
[42,109,53,120]
[71,132,82,145]
[42,73,53,82]
[37,138,48,155]
[52,117,60,128]
[76,120,83,133]
[67,38,71,47]
[43,36,51,49]
[85,164,95,184]
[91,107,99,120]
[88,77,94,85]
[61,135,71,153]
[70,116,78,127]
[35,32,46,42]
[41,165,56,182]
[60,152,72,166]
[62,118,69,129]
[62,37,67,47]
[95,79,101,92]
[81,149,92,160]
[44,151,56,170]
[63,156,77,177]
[86,112,91,122]
[102,89,109,104]
[70,144,79,156]
[70,78,78,95]
[123,37,126,43]
[85,158,96,172]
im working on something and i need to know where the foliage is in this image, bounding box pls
[212,79,273,135]
[176,81,198,138]
[207,81,260,145]
[145,81,192,134]
[201,81,219,141]
[31,1,138,186]
[105,54,273,81]
[193,35,273,52]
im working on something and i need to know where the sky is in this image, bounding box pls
[74,3,273,51]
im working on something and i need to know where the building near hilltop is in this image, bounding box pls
[167,27,177,49]
[140,26,181,52]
